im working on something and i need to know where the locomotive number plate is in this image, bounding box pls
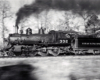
[60,40,68,43]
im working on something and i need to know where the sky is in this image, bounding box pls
[9,0,34,13]
[0,0,86,39]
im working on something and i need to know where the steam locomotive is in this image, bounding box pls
[3,27,72,57]
[2,27,100,57]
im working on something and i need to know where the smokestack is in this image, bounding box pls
[14,25,18,34]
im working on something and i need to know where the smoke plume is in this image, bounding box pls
[16,0,100,27]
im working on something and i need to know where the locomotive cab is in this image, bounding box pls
[49,31,72,46]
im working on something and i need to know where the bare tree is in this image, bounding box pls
[58,11,77,31]
[77,10,94,33]
[44,10,50,33]
[86,14,100,34]
[0,0,12,48]
[79,11,91,21]
[19,18,29,34]
[38,10,51,33]
[65,11,74,30]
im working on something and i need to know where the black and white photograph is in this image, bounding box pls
[0,0,100,80]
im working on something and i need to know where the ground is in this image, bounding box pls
[0,56,100,80]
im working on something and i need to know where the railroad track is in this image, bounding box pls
[0,53,100,58]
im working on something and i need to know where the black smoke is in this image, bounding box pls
[16,0,100,27]
[0,63,37,80]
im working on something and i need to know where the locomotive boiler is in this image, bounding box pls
[4,27,72,57]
